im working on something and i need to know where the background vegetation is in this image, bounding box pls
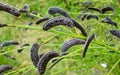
[0,0,120,75]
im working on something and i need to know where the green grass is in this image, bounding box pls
[0,0,120,75]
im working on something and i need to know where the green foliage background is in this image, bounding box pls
[0,0,120,75]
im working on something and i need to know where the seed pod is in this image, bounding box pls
[101,17,118,28]
[43,17,74,30]
[0,3,20,17]
[0,65,13,74]
[48,7,71,18]
[28,22,33,26]
[36,17,50,25]
[37,51,60,75]
[101,6,114,14]
[110,30,120,38]
[83,1,92,5]
[30,43,40,67]
[32,11,38,15]
[25,22,33,30]
[72,19,87,36]
[88,7,101,13]
[82,33,95,58]
[19,4,29,13]
[17,43,30,53]
[1,41,19,48]
[62,38,85,52]
[26,13,34,19]
[0,24,7,27]
[86,15,98,20]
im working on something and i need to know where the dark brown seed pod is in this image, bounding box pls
[30,43,40,67]
[0,65,13,74]
[43,17,74,30]
[88,7,101,13]
[86,15,98,20]
[72,19,87,36]
[62,38,85,52]
[48,7,71,18]
[82,33,95,58]
[17,43,30,53]
[0,24,7,27]
[36,17,50,25]
[37,51,60,75]
[101,6,114,14]
[19,4,29,13]
[110,30,120,38]
[1,41,19,48]
[0,3,20,17]
[101,17,118,28]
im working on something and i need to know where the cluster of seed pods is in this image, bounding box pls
[0,2,120,75]
[0,40,30,74]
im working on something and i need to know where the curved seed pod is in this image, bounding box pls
[0,65,13,74]
[17,43,30,53]
[37,51,60,75]
[88,7,101,13]
[101,6,114,14]
[1,41,19,48]
[101,17,118,28]
[110,30,120,38]
[36,17,50,25]
[86,15,98,20]
[0,3,20,17]
[43,17,74,30]
[30,43,40,67]
[82,33,95,58]
[72,19,87,36]
[48,7,71,18]
[19,4,29,13]
[62,38,85,52]
[0,24,7,27]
